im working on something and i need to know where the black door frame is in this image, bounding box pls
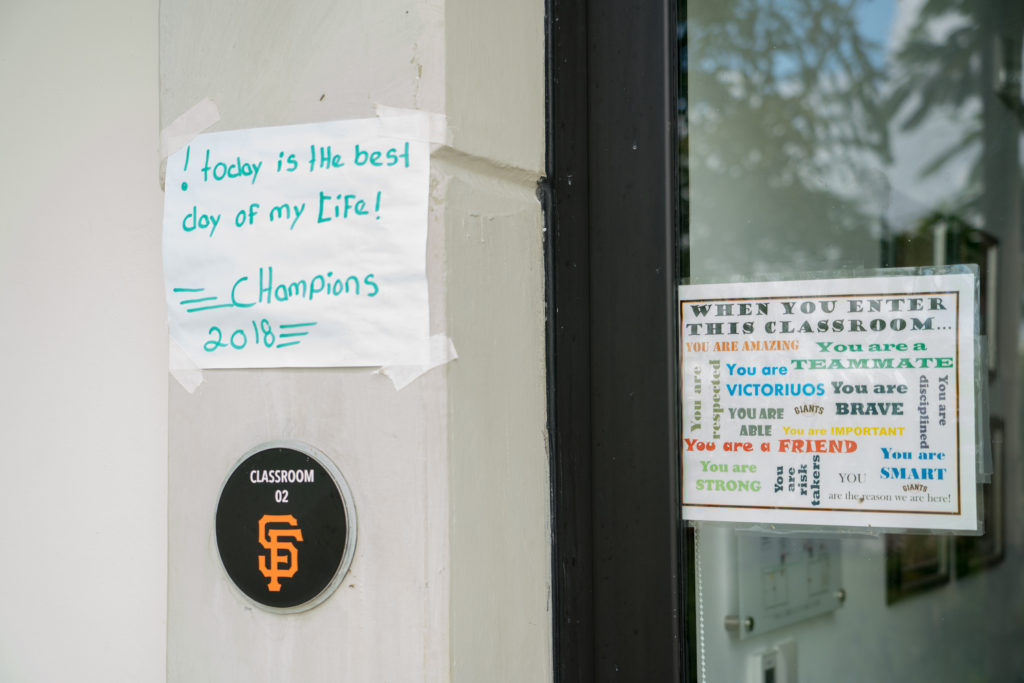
[545,0,686,680]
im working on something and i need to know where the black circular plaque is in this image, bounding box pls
[215,442,356,612]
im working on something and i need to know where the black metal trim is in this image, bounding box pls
[547,0,684,679]
[546,0,594,677]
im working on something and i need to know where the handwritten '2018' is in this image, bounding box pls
[204,319,317,352]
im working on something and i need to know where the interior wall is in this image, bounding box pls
[0,0,167,680]
[696,525,1024,682]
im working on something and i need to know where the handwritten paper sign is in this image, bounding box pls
[680,273,978,531]
[162,116,430,368]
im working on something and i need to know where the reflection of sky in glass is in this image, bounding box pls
[684,0,988,277]
[769,0,893,76]
[854,0,895,60]
[883,0,980,232]
[790,0,974,228]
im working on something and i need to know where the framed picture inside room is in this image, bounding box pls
[883,213,999,374]
[886,533,951,605]
[957,417,1006,577]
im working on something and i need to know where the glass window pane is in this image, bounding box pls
[681,1,1024,679]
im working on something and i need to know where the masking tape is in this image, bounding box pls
[160,98,221,160]
[169,337,205,393]
[378,334,458,390]
[374,104,449,146]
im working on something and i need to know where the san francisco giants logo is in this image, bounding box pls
[258,514,303,592]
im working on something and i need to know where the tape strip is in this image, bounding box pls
[378,334,458,390]
[169,337,204,393]
[374,104,449,146]
[160,98,221,160]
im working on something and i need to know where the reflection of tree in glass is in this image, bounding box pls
[688,0,892,274]
[679,11,691,280]
[888,0,981,219]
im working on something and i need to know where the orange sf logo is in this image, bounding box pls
[258,514,303,592]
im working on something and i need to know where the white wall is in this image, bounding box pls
[0,0,548,677]
[160,1,548,681]
[443,0,549,678]
[0,1,167,681]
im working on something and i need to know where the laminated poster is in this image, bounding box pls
[162,116,430,368]
[680,273,979,531]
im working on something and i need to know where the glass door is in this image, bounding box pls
[682,1,1024,680]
